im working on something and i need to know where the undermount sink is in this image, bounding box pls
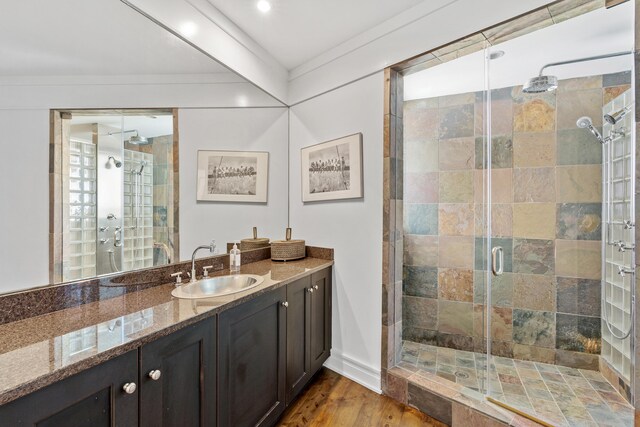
[171,274,264,299]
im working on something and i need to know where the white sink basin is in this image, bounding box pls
[171,274,264,299]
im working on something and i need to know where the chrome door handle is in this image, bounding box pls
[491,246,504,276]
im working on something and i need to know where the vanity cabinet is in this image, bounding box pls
[139,319,216,427]
[0,350,139,426]
[217,287,287,427]
[309,268,332,373]
[285,275,312,404]
[0,318,215,427]
[285,268,333,405]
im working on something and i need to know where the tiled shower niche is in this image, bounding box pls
[402,71,632,370]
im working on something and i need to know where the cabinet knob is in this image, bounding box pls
[307,288,314,293]
[148,369,162,381]
[122,382,137,394]
[281,301,289,308]
[314,285,319,290]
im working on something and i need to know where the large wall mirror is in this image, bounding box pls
[0,0,289,294]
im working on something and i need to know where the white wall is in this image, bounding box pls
[289,72,384,392]
[179,108,289,260]
[0,109,50,293]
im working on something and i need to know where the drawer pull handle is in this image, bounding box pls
[122,382,137,394]
[281,301,289,308]
[313,285,319,290]
[308,288,314,293]
[148,370,162,381]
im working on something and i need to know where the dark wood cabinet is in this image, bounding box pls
[285,275,312,404]
[285,267,332,405]
[139,318,216,427]
[217,287,287,427]
[310,268,332,373]
[0,350,138,426]
[0,266,331,427]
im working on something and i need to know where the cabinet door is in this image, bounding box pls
[218,287,287,427]
[310,267,332,373]
[140,318,216,427]
[285,275,311,404]
[0,350,138,426]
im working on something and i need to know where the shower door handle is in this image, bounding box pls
[491,246,504,276]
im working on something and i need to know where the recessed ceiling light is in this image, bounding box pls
[257,0,271,13]
[179,21,198,38]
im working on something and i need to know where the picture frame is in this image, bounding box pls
[301,133,363,202]
[197,150,269,202]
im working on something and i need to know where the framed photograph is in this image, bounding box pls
[301,133,363,202]
[197,150,269,202]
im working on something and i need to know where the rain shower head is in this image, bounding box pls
[107,156,122,168]
[576,116,606,144]
[524,51,633,95]
[522,75,558,94]
[126,132,149,145]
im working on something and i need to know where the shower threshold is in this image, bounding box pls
[399,341,633,426]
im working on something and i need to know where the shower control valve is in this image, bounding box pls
[624,221,635,229]
[613,241,635,252]
[99,226,110,232]
[100,238,110,244]
[618,266,635,277]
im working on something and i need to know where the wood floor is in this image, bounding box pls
[277,368,447,427]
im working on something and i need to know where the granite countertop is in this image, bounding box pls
[0,257,333,406]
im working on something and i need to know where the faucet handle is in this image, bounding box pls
[202,265,214,277]
[210,240,216,253]
[170,272,183,285]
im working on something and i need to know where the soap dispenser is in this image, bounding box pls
[230,242,241,273]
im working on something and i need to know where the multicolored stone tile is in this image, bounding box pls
[404,172,439,203]
[438,300,474,336]
[403,265,438,298]
[404,235,438,267]
[512,309,555,348]
[439,170,474,203]
[475,237,513,272]
[512,273,556,311]
[438,203,474,236]
[439,103,474,139]
[556,165,602,203]
[513,95,556,133]
[512,238,555,275]
[555,239,601,280]
[557,88,603,130]
[557,128,603,165]
[556,277,601,317]
[438,268,473,302]
[439,236,474,269]
[513,167,556,203]
[512,203,556,239]
[513,131,557,167]
[556,203,602,240]
[403,296,438,330]
[404,203,438,235]
[439,137,474,170]
[475,136,513,169]
[404,139,438,172]
[556,313,601,354]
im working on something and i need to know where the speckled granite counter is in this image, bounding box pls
[0,257,333,406]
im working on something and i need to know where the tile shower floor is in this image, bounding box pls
[400,341,633,427]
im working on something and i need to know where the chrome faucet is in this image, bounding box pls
[190,241,216,282]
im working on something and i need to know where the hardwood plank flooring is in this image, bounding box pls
[277,368,447,427]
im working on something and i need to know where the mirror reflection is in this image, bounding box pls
[52,110,177,282]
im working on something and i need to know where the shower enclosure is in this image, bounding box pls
[54,110,176,282]
[398,3,635,426]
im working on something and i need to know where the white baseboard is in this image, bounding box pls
[323,350,382,394]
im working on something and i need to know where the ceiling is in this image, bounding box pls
[206,0,425,70]
[404,2,634,100]
[0,0,229,76]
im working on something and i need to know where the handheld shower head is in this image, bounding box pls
[576,116,606,144]
[576,116,593,129]
[604,105,632,125]
[134,160,147,175]
[107,156,123,168]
